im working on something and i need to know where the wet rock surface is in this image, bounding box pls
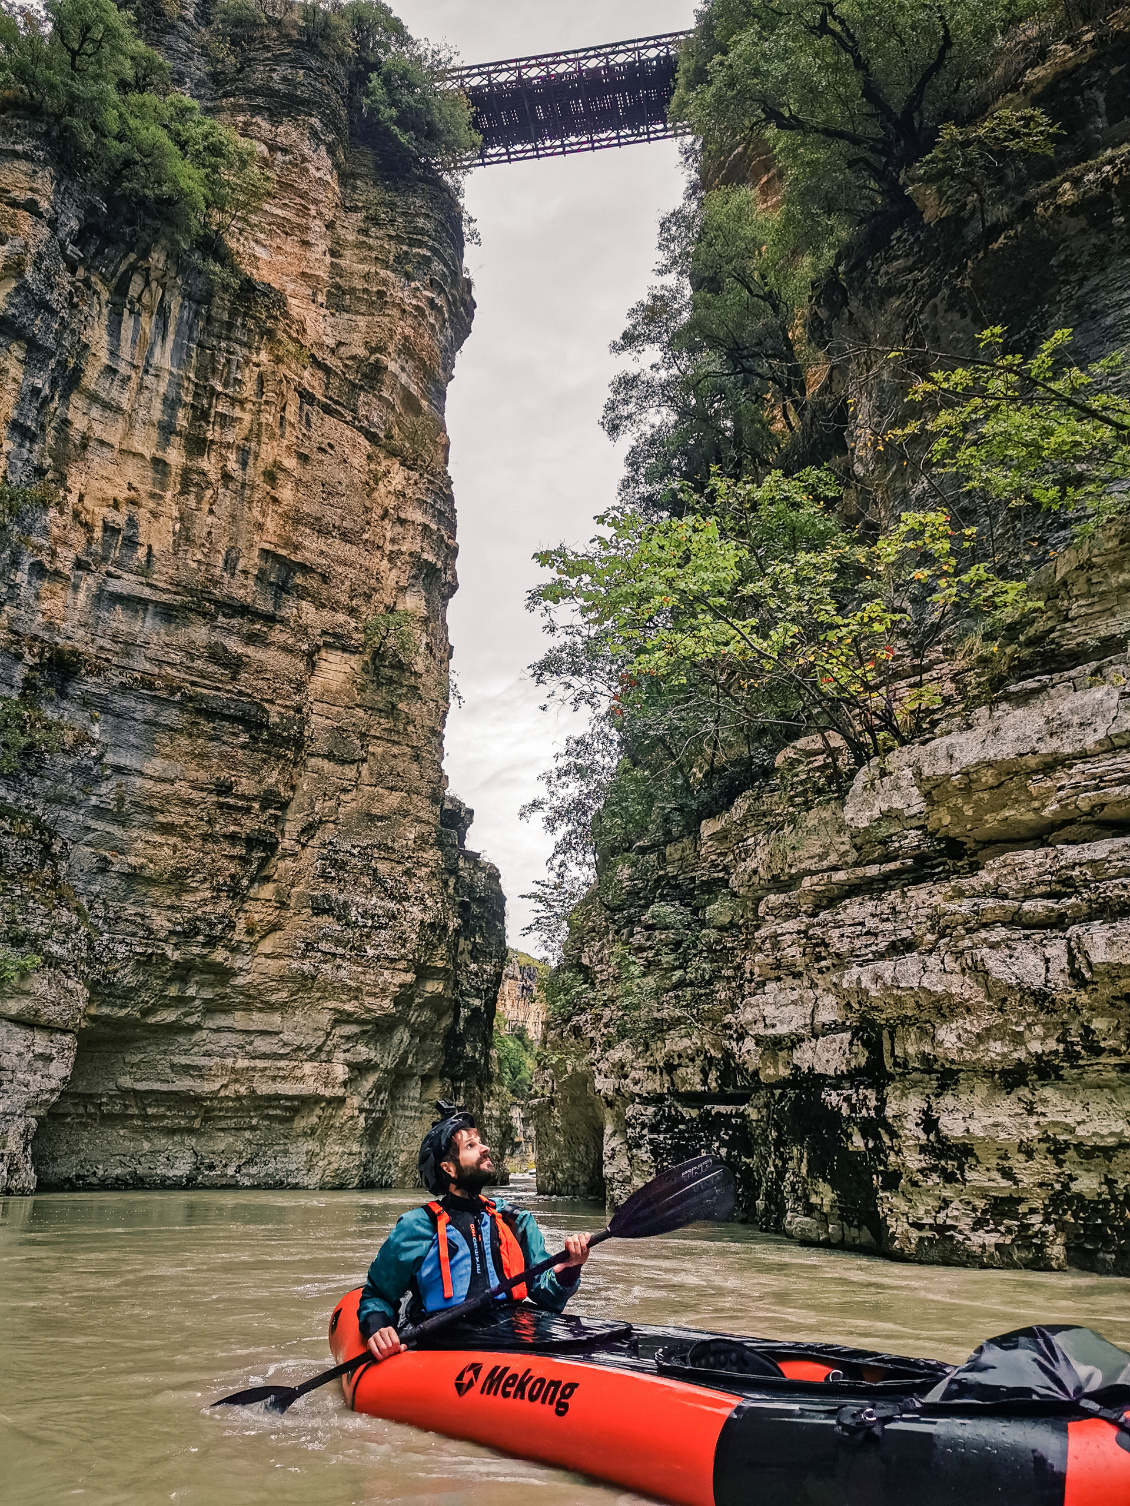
[0,23,505,1189]
[537,15,1130,1271]
[542,530,1130,1271]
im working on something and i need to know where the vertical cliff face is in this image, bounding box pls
[537,14,1130,1271]
[0,13,507,1192]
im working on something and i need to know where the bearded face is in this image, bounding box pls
[441,1127,495,1194]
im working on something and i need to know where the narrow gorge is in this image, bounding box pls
[0,0,506,1193]
[3,0,1128,1286]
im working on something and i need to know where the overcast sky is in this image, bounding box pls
[392,1,697,950]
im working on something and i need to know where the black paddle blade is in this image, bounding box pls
[212,1384,297,1410]
[607,1154,735,1240]
[212,1352,367,1411]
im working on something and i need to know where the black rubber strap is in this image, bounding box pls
[1079,1398,1130,1434]
[834,1396,921,1440]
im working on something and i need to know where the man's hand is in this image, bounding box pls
[554,1232,592,1274]
[367,1326,405,1363]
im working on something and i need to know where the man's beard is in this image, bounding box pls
[454,1160,493,1194]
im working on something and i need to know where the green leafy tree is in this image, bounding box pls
[912,106,1062,235]
[893,328,1130,532]
[494,1024,535,1098]
[519,720,615,957]
[673,0,1055,236]
[527,325,1130,911]
[605,187,804,514]
[0,0,269,243]
[363,608,419,662]
[533,468,1025,770]
[362,50,477,162]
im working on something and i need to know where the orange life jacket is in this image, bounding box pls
[426,1198,528,1303]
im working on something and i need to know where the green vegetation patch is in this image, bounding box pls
[210,0,479,169]
[0,0,271,245]
[494,1023,536,1099]
[0,481,55,547]
[0,694,69,773]
[363,608,419,662]
[672,0,1057,278]
[0,947,41,987]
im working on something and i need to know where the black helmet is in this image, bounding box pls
[418,1100,475,1195]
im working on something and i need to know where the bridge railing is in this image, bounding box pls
[443,32,692,165]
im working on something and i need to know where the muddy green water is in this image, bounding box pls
[3,1181,1128,1506]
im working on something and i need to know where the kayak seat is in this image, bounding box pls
[683,1341,838,1383]
[655,1336,945,1396]
[682,1338,786,1379]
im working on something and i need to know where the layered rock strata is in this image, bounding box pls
[537,12,1130,1270]
[541,524,1130,1271]
[0,18,506,1191]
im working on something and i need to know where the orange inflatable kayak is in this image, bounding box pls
[328,1290,1130,1505]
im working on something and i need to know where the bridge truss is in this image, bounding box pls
[445,32,691,166]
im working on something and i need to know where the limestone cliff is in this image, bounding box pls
[536,11,1130,1271]
[0,7,506,1192]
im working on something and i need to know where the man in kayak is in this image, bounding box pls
[360,1102,591,1362]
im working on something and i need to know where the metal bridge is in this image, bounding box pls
[445,32,691,166]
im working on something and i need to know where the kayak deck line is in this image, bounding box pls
[328,1290,1130,1506]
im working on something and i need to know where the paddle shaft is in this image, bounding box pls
[403,1226,612,1344]
[282,1227,614,1403]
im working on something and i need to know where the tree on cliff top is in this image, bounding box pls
[674,0,1057,226]
[210,0,479,170]
[0,0,269,245]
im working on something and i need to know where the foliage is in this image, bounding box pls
[540,962,593,1027]
[894,328,1130,531]
[211,0,479,167]
[668,0,1058,339]
[362,48,476,163]
[0,0,270,244]
[519,720,613,956]
[0,481,55,544]
[674,0,1055,214]
[604,187,802,513]
[520,862,598,964]
[0,947,41,986]
[912,106,1062,232]
[362,608,419,661]
[533,467,1027,771]
[610,2,1073,521]
[493,1024,535,1099]
[527,318,1130,919]
[341,0,478,164]
[0,694,68,774]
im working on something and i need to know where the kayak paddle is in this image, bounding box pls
[212,1153,735,1413]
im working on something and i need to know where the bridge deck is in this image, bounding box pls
[445,32,690,165]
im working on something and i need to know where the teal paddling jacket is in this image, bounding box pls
[358,1195,580,1339]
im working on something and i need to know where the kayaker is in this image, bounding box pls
[359,1102,591,1362]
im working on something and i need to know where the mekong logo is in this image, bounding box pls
[453,1362,580,1416]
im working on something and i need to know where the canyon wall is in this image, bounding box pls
[536,12,1130,1270]
[0,8,506,1192]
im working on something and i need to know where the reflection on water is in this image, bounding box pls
[3,1179,1128,1505]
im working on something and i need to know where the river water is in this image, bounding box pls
[3,1178,1128,1505]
